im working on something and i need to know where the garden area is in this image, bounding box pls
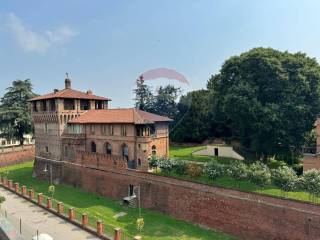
[169,145,236,164]
[158,146,320,204]
[0,161,235,240]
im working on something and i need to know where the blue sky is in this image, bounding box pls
[1,0,320,107]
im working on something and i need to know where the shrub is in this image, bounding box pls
[271,166,297,195]
[157,157,173,173]
[227,161,248,187]
[248,162,271,189]
[203,161,224,180]
[149,155,158,168]
[186,163,202,178]
[300,169,320,202]
[173,161,188,175]
[267,158,286,169]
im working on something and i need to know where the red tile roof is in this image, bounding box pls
[69,108,172,124]
[29,88,110,101]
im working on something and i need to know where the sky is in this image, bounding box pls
[1,0,320,107]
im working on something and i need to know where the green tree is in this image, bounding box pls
[207,48,320,160]
[0,79,37,145]
[133,75,154,112]
[152,85,181,119]
[171,90,210,143]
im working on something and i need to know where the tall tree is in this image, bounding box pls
[133,75,154,112]
[207,48,320,160]
[0,79,37,145]
[171,90,210,142]
[152,85,181,119]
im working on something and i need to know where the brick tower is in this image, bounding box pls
[29,75,110,182]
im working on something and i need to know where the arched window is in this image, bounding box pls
[91,141,96,153]
[122,144,129,161]
[152,145,157,155]
[105,142,112,155]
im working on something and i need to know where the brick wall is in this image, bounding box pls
[0,147,35,167]
[303,155,320,171]
[59,163,320,240]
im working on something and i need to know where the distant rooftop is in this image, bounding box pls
[69,108,172,124]
[29,75,111,102]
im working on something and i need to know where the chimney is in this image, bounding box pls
[65,72,71,89]
[86,90,92,95]
[54,89,59,93]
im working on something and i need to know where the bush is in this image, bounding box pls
[149,155,158,168]
[300,169,320,202]
[173,161,188,175]
[227,161,248,187]
[248,162,271,188]
[157,157,173,173]
[203,161,224,180]
[186,163,202,178]
[267,158,287,169]
[271,166,297,194]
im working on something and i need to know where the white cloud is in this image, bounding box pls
[45,26,77,44]
[6,13,77,53]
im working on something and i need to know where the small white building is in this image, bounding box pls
[192,145,244,160]
[0,134,34,148]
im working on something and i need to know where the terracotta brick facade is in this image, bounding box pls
[0,147,35,167]
[303,118,320,171]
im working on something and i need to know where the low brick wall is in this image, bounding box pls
[58,162,320,240]
[0,147,34,167]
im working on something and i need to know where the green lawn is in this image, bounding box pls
[0,161,235,240]
[160,171,320,204]
[168,146,320,204]
[169,145,238,164]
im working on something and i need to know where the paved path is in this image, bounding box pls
[0,187,100,240]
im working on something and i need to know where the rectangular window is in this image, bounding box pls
[80,99,90,110]
[33,102,38,112]
[49,99,56,111]
[1,140,5,146]
[41,100,47,111]
[101,125,107,135]
[64,99,75,110]
[109,125,114,135]
[121,125,127,136]
[90,125,95,134]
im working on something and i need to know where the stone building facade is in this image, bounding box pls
[29,76,171,182]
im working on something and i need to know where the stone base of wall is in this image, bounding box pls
[33,157,63,185]
[0,147,35,167]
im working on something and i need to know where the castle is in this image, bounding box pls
[29,76,171,183]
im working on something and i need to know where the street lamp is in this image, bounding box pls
[43,164,53,185]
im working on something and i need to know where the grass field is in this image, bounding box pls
[169,145,238,164]
[0,161,235,240]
